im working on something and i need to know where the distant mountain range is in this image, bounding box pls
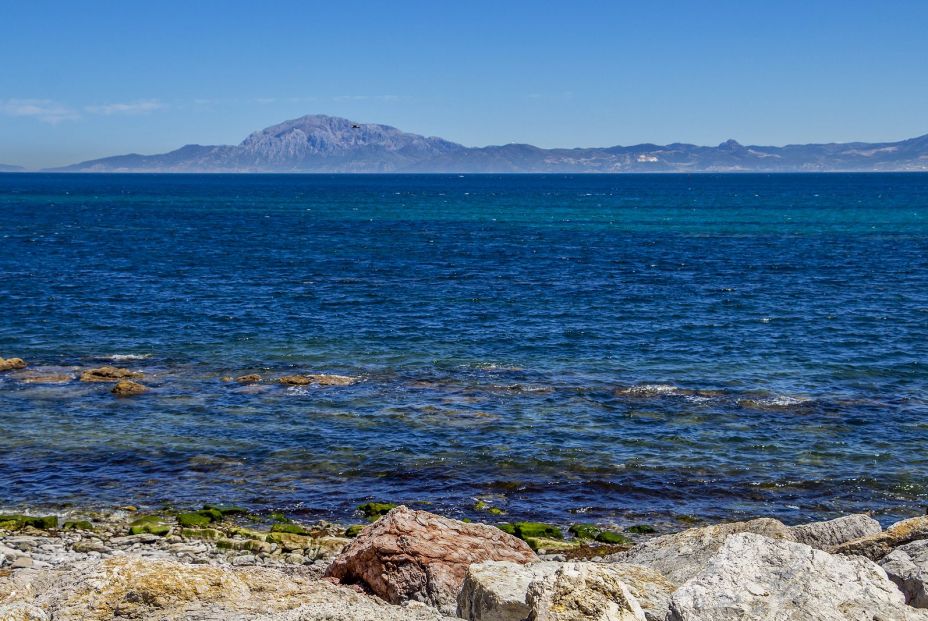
[41,114,928,173]
[0,164,24,172]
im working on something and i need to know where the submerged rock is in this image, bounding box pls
[0,357,27,371]
[880,538,928,607]
[325,506,537,614]
[833,515,928,560]
[111,379,148,396]
[235,373,262,384]
[80,366,143,382]
[21,374,72,384]
[789,513,882,550]
[668,533,928,621]
[605,517,794,584]
[526,562,647,621]
[279,373,358,386]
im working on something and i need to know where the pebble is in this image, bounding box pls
[11,556,34,569]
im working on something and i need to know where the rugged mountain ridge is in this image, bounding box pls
[50,114,928,173]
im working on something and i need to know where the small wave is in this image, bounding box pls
[739,395,814,410]
[617,384,682,397]
[102,354,152,361]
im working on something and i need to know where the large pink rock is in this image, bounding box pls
[325,506,538,613]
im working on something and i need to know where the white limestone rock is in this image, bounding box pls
[668,533,928,621]
[606,518,794,584]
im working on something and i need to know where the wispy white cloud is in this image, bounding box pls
[0,99,80,124]
[332,95,402,102]
[84,99,167,115]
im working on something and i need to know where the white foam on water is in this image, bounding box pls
[104,354,152,361]
[620,383,680,396]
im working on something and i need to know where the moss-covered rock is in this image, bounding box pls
[129,523,170,536]
[62,520,94,531]
[512,521,563,540]
[270,512,291,523]
[176,512,212,528]
[228,526,267,540]
[203,504,247,516]
[357,502,398,520]
[344,524,365,538]
[129,515,170,536]
[523,536,580,553]
[266,531,314,551]
[595,530,631,544]
[181,527,223,540]
[0,514,58,530]
[568,523,631,544]
[626,524,657,534]
[270,522,311,535]
[496,523,517,536]
[569,523,601,540]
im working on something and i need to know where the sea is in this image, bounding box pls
[1,172,926,528]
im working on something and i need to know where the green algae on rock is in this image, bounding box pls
[357,502,398,520]
[129,515,171,536]
[568,523,631,545]
[270,522,312,535]
[626,524,657,534]
[62,520,94,531]
[344,524,365,538]
[0,514,58,530]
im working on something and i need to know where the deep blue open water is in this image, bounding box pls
[1,173,927,528]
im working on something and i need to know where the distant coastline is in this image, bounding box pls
[21,114,928,174]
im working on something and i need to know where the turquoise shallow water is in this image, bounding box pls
[1,172,927,527]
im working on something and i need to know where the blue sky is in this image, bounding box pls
[2,0,927,168]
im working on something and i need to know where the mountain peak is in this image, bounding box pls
[46,116,928,173]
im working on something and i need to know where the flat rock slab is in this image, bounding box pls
[0,555,461,621]
[668,533,928,621]
[789,514,882,550]
[880,538,928,608]
[606,518,794,585]
[326,506,537,614]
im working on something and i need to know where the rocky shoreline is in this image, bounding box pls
[3,505,928,620]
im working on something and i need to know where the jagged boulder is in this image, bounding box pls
[325,506,537,614]
[833,515,928,560]
[880,538,928,607]
[668,533,928,621]
[458,560,559,621]
[111,380,148,396]
[525,562,647,621]
[0,357,27,371]
[789,514,882,550]
[605,518,794,584]
[458,561,674,621]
